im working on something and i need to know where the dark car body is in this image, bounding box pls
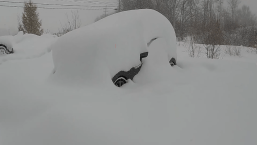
[112,52,148,86]
[0,44,14,55]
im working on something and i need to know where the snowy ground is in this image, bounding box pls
[0,33,257,145]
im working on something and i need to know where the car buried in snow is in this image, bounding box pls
[51,9,177,87]
[0,36,14,55]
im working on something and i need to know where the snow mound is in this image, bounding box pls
[1,37,257,145]
[134,38,178,84]
[51,9,176,85]
[0,33,58,63]
[0,35,14,55]
[97,9,177,60]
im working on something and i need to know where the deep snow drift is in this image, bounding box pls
[1,35,257,145]
[0,35,14,55]
[134,38,176,84]
[1,10,257,145]
[0,32,58,63]
[51,9,176,85]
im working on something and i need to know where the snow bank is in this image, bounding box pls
[1,8,257,145]
[51,9,176,85]
[134,38,178,84]
[12,31,39,44]
[1,38,257,145]
[0,33,58,63]
[0,35,14,55]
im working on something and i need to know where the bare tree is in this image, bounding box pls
[204,20,223,59]
[237,5,256,27]
[216,0,224,19]
[225,45,241,56]
[120,0,135,11]
[17,16,24,33]
[227,0,240,29]
[135,0,154,9]
[188,36,201,57]
[95,13,111,22]
[169,0,181,28]
[69,10,81,30]
[56,10,81,36]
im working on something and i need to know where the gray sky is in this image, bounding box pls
[0,0,256,35]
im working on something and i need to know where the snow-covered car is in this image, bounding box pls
[0,36,14,55]
[51,9,176,87]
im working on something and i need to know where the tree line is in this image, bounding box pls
[118,0,257,48]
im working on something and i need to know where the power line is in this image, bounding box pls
[0,0,118,10]
[0,4,116,10]
[0,0,117,7]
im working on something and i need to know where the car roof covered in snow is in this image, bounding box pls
[0,35,14,50]
[51,9,177,84]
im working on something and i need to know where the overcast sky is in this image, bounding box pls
[0,0,256,35]
[0,0,117,34]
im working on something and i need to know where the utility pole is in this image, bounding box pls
[118,0,120,12]
[104,5,107,17]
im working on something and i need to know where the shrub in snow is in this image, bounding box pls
[202,21,223,59]
[225,45,241,56]
[187,36,201,58]
[51,9,177,87]
[54,10,81,37]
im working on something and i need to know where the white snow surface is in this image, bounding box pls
[1,11,257,145]
[51,9,176,85]
[0,32,58,63]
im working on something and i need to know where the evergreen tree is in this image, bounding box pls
[21,0,43,35]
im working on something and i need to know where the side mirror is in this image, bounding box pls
[169,58,176,66]
[140,52,148,61]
